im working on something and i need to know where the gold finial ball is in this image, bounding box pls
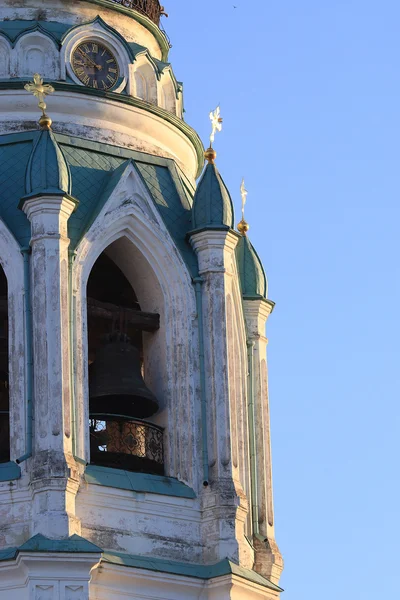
[238,218,250,236]
[39,113,52,130]
[204,146,217,164]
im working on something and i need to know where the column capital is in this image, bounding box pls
[20,193,78,223]
[243,298,275,339]
[190,229,240,275]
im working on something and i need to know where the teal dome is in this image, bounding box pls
[236,235,268,299]
[192,163,234,230]
[25,130,72,198]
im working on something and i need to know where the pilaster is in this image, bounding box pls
[243,298,283,585]
[0,551,101,600]
[190,228,248,565]
[21,194,80,539]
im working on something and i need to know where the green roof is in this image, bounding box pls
[192,163,234,231]
[0,534,102,563]
[0,461,21,482]
[85,465,196,499]
[0,131,198,275]
[236,234,268,299]
[23,130,73,200]
[102,551,283,592]
[19,534,102,554]
[0,20,70,46]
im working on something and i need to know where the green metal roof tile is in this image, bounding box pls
[85,465,196,499]
[61,144,125,249]
[0,139,32,247]
[135,162,198,275]
[101,551,283,592]
[236,235,268,299]
[0,21,70,46]
[18,534,103,554]
[192,163,234,231]
[0,547,17,562]
[24,130,73,200]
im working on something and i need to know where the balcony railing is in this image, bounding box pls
[90,415,164,475]
[107,0,166,26]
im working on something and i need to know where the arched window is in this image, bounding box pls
[0,266,9,463]
[87,251,163,475]
[133,63,157,104]
[134,70,147,101]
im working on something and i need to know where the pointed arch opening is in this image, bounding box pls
[0,265,9,463]
[86,248,164,475]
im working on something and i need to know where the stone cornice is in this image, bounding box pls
[0,81,204,179]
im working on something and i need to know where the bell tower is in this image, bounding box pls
[0,1,283,599]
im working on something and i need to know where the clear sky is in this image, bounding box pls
[167,1,400,598]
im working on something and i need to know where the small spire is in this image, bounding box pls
[237,178,250,235]
[24,73,55,130]
[204,105,223,164]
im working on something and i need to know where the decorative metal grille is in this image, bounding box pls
[107,0,165,25]
[90,416,164,475]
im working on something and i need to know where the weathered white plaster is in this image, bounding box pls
[22,195,81,540]
[243,299,283,585]
[1,0,165,60]
[158,70,177,115]
[128,54,158,103]
[0,90,200,184]
[90,561,281,600]
[14,32,60,80]
[0,551,101,600]
[76,482,203,563]
[190,229,255,569]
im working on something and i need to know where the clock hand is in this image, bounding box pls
[77,49,102,70]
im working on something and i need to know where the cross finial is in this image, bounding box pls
[24,73,55,130]
[204,106,223,164]
[237,178,250,236]
[209,105,223,146]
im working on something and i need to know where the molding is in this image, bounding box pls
[0,82,204,180]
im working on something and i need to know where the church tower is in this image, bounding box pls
[0,1,283,598]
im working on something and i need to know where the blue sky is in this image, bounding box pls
[167,2,400,597]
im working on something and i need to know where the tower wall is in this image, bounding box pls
[0,1,282,598]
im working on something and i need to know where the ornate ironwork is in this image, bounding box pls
[90,415,164,475]
[107,0,166,26]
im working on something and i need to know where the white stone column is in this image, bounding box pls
[22,194,80,539]
[244,299,283,585]
[190,229,248,565]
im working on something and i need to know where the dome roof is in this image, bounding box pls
[236,234,268,299]
[24,130,72,198]
[192,163,234,231]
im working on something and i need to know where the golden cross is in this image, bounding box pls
[24,74,55,128]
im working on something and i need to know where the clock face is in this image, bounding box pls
[72,41,119,90]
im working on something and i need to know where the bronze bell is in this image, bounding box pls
[89,333,159,420]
